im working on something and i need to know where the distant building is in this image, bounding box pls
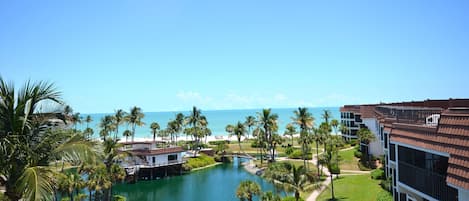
[341,99,469,201]
[119,141,186,181]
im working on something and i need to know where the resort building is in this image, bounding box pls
[341,99,469,201]
[118,141,186,181]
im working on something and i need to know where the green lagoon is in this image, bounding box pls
[113,158,279,201]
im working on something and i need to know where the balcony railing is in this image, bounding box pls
[398,161,457,201]
[375,106,443,125]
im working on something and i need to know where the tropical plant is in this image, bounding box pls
[318,135,342,201]
[292,107,314,169]
[126,106,145,142]
[174,113,185,144]
[57,171,85,201]
[184,106,208,157]
[322,110,332,125]
[236,180,261,201]
[260,191,281,201]
[357,128,376,165]
[122,130,132,142]
[257,109,279,163]
[284,123,296,146]
[227,122,246,154]
[244,116,256,140]
[102,138,128,201]
[114,109,127,139]
[150,122,160,142]
[72,112,82,130]
[0,78,96,201]
[330,119,339,134]
[99,115,115,141]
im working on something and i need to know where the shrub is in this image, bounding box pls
[250,140,266,148]
[347,139,358,146]
[288,150,312,160]
[380,178,392,192]
[282,196,304,201]
[284,147,294,155]
[182,154,216,171]
[376,191,393,201]
[113,195,126,201]
[354,150,362,158]
[357,160,372,171]
[209,140,229,145]
[371,169,385,180]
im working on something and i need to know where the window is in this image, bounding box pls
[168,154,178,161]
[389,143,395,161]
[152,156,155,164]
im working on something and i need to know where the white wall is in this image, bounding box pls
[363,118,384,156]
[146,152,182,166]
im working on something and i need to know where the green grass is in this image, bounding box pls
[182,154,216,171]
[338,148,360,171]
[316,174,389,201]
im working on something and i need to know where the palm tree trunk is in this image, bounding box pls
[316,140,320,176]
[331,173,335,200]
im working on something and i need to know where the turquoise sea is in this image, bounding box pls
[79,107,339,140]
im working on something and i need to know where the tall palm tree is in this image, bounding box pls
[72,112,82,130]
[0,78,96,201]
[319,136,342,200]
[357,128,376,165]
[150,122,160,142]
[85,115,92,129]
[57,171,85,201]
[244,116,256,140]
[174,113,185,144]
[257,109,279,163]
[99,115,115,141]
[292,107,314,169]
[284,123,296,146]
[322,109,332,125]
[185,106,207,156]
[102,138,128,201]
[227,122,246,154]
[85,164,111,201]
[114,109,127,140]
[122,129,132,142]
[126,106,145,142]
[166,120,178,145]
[236,180,261,201]
[330,119,339,134]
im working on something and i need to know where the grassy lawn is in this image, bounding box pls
[316,174,390,201]
[338,148,360,171]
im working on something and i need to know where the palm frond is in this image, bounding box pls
[16,166,55,201]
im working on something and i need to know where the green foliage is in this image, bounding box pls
[329,163,341,175]
[347,139,358,146]
[357,161,373,171]
[284,147,294,155]
[353,150,362,158]
[288,150,312,160]
[380,178,392,192]
[281,196,304,201]
[182,154,216,171]
[371,169,385,180]
[376,191,393,201]
[250,140,266,148]
[209,140,230,145]
[113,195,126,201]
[0,193,10,201]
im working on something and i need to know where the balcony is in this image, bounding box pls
[398,161,457,201]
[375,106,443,125]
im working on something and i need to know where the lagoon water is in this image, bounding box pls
[113,158,280,201]
[80,107,339,140]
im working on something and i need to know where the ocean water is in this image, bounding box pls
[78,107,339,140]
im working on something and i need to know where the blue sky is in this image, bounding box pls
[1,0,468,113]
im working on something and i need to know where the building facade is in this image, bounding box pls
[341,99,469,201]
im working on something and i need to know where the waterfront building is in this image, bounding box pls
[119,141,186,181]
[341,99,469,201]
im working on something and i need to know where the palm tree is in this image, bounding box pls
[122,129,132,142]
[270,133,284,162]
[322,109,332,125]
[114,109,127,139]
[357,128,376,165]
[72,112,82,130]
[185,106,208,156]
[0,78,96,201]
[236,180,261,201]
[57,171,85,201]
[174,113,185,144]
[319,136,342,200]
[85,164,111,201]
[227,122,246,154]
[102,138,128,201]
[85,115,92,129]
[284,123,296,146]
[126,106,145,142]
[99,115,115,141]
[330,119,339,134]
[260,192,281,201]
[292,107,314,169]
[150,122,160,142]
[257,108,279,163]
[244,116,256,140]
[166,120,178,145]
